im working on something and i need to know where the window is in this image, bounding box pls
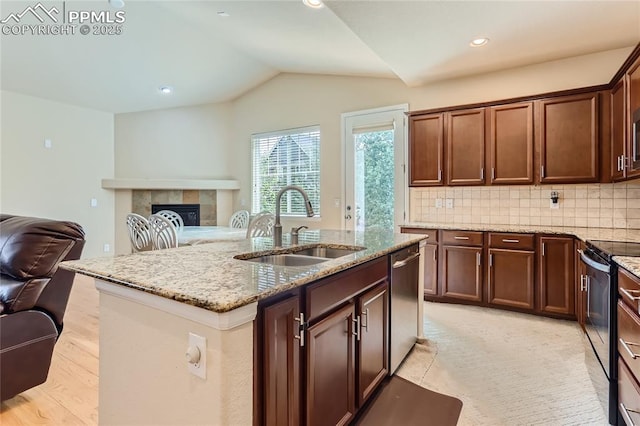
[252,126,321,216]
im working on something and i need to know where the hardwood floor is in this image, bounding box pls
[0,275,99,425]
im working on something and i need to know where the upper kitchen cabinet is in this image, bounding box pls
[626,54,640,178]
[537,92,599,184]
[409,113,444,186]
[489,102,534,184]
[446,108,486,186]
[611,79,626,181]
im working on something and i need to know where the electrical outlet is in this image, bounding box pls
[445,198,454,209]
[44,139,52,149]
[550,199,560,209]
[334,198,340,208]
[90,198,98,207]
[187,332,206,379]
[103,243,110,252]
[435,198,443,208]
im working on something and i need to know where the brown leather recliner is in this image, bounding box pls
[0,214,85,401]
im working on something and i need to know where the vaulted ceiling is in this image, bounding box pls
[1,0,638,113]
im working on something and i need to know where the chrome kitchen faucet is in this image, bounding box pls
[273,185,314,248]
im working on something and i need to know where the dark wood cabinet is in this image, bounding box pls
[446,108,486,185]
[306,303,356,426]
[537,93,599,183]
[487,247,535,311]
[261,294,302,426]
[489,102,534,184]
[441,231,484,302]
[611,79,626,181]
[357,282,389,406]
[538,236,575,317]
[409,114,444,186]
[626,56,640,178]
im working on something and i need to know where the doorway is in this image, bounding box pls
[342,104,408,232]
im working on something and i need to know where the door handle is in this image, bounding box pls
[352,316,360,341]
[361,308,369,332]
[294,312,305,347]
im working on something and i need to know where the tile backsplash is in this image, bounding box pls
[409,180,640,229]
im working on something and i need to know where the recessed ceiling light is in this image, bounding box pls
[470,38,489,47]
[303,0,323,9]
[217,11,230,17]
[158,86,173,95]
[108,0,125,8]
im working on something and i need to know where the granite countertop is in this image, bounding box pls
[61,229,425,313]
[614,256,640,278]
[402,222,640,243]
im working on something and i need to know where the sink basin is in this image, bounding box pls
[235,244,366,267]
[243,254,329,266]
[290,246,362,258]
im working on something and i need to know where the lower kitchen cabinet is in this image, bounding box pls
[307,303,356,426]
[487,248,535,310]
[256,257,394,426]
[442,245,483,302]
[261,293,302,426]
[538,236,575,317]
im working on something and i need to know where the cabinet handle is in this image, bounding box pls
[620,287,640,302]
[491,167,496,181]
[502,239,520,243]
[434,248,437,262]
[620,338,640,360]
[480,167,484,180]
[454,236,470,240]
[541,242,545,256]
[476,252,481,266]
[353,316,361,341]
[620,402,639,426]
[438,169,442,182]
[294,312,305,347]
[619,155,624,172]
[634,122,638,162]
[580,275,587,292]
[361,308,369,332]
[489,253,493,267]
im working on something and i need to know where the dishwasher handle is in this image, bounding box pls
[578,249,610,274]
[392,252,420,269]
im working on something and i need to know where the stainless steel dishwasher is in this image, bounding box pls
[389,243,420,373]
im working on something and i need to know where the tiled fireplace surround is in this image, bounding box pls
[409,180,640,229]
[132,190,218,226]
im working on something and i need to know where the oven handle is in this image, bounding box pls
[620,402,638,426]
[578,249,610,274]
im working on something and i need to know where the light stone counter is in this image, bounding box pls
[614,256,640,278]
[61,229,425,313]
[402,222,640,243]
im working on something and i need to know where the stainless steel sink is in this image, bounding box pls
[235,244,366,267]
[242,254,329,266]
[290,246,362,258]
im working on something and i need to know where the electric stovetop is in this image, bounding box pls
[587,240,640,260]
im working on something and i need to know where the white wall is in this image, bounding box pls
[115,102,234,179]
[0,91,115,258]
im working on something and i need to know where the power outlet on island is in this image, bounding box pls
[187,332,206,379]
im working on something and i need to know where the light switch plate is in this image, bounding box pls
[435,198,443,208]
[445,199,453,209]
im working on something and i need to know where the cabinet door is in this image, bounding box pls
[357,282,389,407]
[306,303,355,426]
[409,114,444,186]
[489,102,534,184]
[611,79,627,181]
[538,93,599,183]
[487,249,534,310]
[626,56,640,177]
[262,295,302,426]
[539,236,575,317]
[424,244,438,296]
[441,245,483,302]
[446,108,485,185]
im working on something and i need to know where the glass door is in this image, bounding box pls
[343,105,407,232]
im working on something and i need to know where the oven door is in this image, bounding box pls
[580,248,612,378]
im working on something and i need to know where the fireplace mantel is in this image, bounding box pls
[102,178,240,190]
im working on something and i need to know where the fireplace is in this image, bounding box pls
[152,204,200,226]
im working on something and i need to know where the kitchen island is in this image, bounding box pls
[61,229,426,425]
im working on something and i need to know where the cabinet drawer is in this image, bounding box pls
[619,300,640,380]
[306,257,387,322]
[401,227,438,244]
[619,359,640,426]
[441,230,483,246]
[620,268,640,312]
[488,233,534,250]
